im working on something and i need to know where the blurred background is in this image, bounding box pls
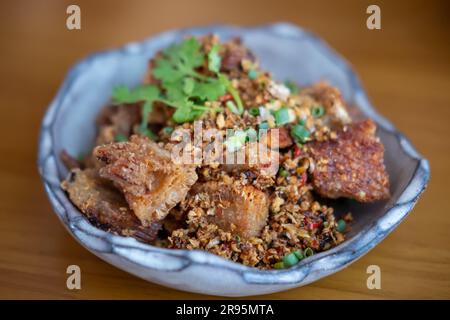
[0,0,449,299]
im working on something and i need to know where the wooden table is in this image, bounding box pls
[1,0,449,299]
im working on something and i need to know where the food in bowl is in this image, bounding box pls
[60,35,390,269]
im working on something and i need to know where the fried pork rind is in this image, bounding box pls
[306,119,390,202]
[303,81,352,127]
[190,181,269,238]
[94,135,198,226]
[61,168,160,242]
[95,104,141,145]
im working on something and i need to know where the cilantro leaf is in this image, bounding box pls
[153,59,185,83]
[112,85,160,104]
[208,43,221,73]
[177,37,204,69]
[164,80,186,102]
[153,37,205,83]
[191,79,226,101]
[172,100,197,123]
[183,77,195,95]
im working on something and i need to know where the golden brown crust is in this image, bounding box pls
[306,119,390,202]
[303,81,352,127]
[189,181,269,238]
[95,104,141,145]
[61,168,160,242]
[94,135,198,226]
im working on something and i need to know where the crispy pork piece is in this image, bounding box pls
[220,37,256,72]
[95,104,141,145]
[94,135,198,226]
[306,119,390,202]
[304,81,352,127]
[190,181,269,238]
[61,168,160,242]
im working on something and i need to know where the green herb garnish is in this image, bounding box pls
[293,250,304,260]
[224,130,247,152]
[304,247,314,257]
[249,107,260,116]
[163,126,174,134]
[245,127,258,142]
[278,167,289,177]
[283,252,299,268]
[258,122,269,130]
[248,69,257,80]
[284,80,299,94]
[312,105,325,118]
[273,107,291,126]
[208,43,221,73]
[112,38,244,125]
[291,124,310,143]
[273,262,285,269]
[336,219,346,233]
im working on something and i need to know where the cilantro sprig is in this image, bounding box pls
[112,37,244,127]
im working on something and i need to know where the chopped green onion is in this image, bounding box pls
[278,167,289,177]
[115,133,128,142]
[163,127,174,134]
[258,122,269,130]
[293,250,304,260]
[235,235,241,243]
[312,105,325,118]
[249,107,260,116]
[298,118,306,126]
[304,247,314,257]
[225,130,247,152]
[139,100,153,134]
[245,127,258,142]
[291,124,310,143]
[284,80,299,94]
[248,69,258,80]
[226,100,240,114]
[273,108,291,126]
[283,252,299,268]
[273,262,285,269]
[336,219,346,233]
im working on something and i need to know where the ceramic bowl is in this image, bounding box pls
[38,23,429,297]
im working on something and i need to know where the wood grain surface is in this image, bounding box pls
[0,0,449,299]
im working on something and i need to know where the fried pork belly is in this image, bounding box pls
[306,119,389,202]
[94,135,198,226]
[304,81,352,127]
[61,168,160,242]
[190,181,269,238]
[95,104,141,145]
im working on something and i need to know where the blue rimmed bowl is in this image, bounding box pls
[38,23,429,297]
